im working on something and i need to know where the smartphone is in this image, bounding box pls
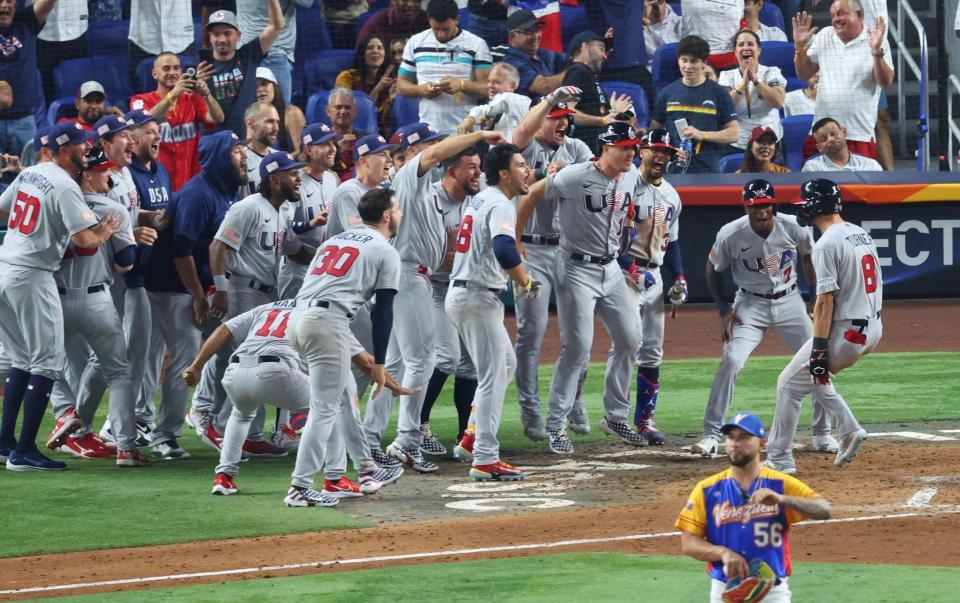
[185,67,196,78]
[674,118,689,138]
[198,48,214,65]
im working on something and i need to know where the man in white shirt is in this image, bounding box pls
[681,0,745,60]
[801,117,882,172]
[129,0,195,93]
[644,0,682,70]
[35,0,88,103]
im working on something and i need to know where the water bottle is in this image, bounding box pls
[676,137,694,170]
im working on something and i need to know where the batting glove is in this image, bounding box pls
[668,277,688,305]
[809,337,831,384]
[515,278,542,301]
[545,86,582,105]
[623,265,656,293]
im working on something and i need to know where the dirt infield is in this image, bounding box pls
[0,299,957,600]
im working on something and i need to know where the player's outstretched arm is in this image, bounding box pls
[418,130,507,177]
[515,178,548,241]
[182,324,234,387]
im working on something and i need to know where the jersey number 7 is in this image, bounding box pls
[8,192,41,235]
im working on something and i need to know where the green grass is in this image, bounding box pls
[1,351,957,558]
[47,552,960,602]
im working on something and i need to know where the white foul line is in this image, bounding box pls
[1,510,957,597]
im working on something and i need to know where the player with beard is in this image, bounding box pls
[239,101,280,197]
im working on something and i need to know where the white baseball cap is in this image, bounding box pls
[255,67,278,85]
[78,81,106,100]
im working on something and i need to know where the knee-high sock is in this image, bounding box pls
[1,368,30,448]
[420,368,451,425]
[453,377,477,438]
[635,366,661,423]
[16,374,56,453]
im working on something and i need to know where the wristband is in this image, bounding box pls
[213,274,229,291]
[535,166,548,181]
[812,336,829,349]
[872,50,885,57]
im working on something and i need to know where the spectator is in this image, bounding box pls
[466,0,508,50]
[456,62,531,140]
[0,0,56,155]
[397,0,492,136]
[390,37,407,68]
[681,0,744,67]
[357,0,429,52]
[584,0,654,103]
[34,0,88,105]
[335,35,396,137]
[326,87,365,180]
[802,116,882,171]
[325,0,369,49]
[744,0,788,42]
[495,9,567,102]
[59,82,124,131]
[562,30,633,156]
[130,53,225,191]
[644,0,682,71]
[129,0,195,93]
[737,125,790,173]
[783,72,817,116]
[718,29,786,150]
[0,76,10,111]
[704,63,719,82]
[237,0,313,104]
[239,100,280,197]
[204,3,284,137]
[794,2,893,166]
[651,35,739,173]
[255,66,305,154]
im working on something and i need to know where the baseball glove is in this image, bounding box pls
[722,559,775,603]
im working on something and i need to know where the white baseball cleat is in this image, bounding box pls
[834,429,868,467]
[689,436,719,458]
[762,458,797,475]
[811,434,840,453]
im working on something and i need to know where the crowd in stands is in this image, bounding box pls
[0,0,900,185]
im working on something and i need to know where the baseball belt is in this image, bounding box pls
[57,284,107,295]
[570,252,615,265]
[230,355,281,364]
[521,234,561,246]
[296,299,355,318]
[740,283,797,300]
[452,279,501,294]
[225,271,275,294]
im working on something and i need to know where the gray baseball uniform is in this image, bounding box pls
[446,186,518,466]
[767,221,883,469]
[324,178,372,239]
[278,169,338,299]
[290,226,401,489]
[543,162,640,431]
[703,213,831,440]
[240,145,277,198]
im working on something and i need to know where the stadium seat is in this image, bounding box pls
[785,77,806,92]
[759,3,786,31]
[136,55,199,95]
[305,90,378,134]
[760,41,796,79]
[718,153,744,173]
[33,70,47,129]
[86,19,131,92]
[53,58,127,106]
[600,81,649,129]
[392,95,420,128]
[46,97,78,127]
[781,114,814,172]
[670,2,681,16]
[652,43,680,93]
[304,49,356,95]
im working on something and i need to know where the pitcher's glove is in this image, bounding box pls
[545,85,581,105]
[722,559,775,603]
[514,277,542,301]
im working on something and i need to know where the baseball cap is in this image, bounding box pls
[399,122,447,150]
[206,9,239,31]
[48,121,95,151]
[84,145,114,172]
[742,179,777,206]
[34,126,51,150]
[259,151,307,184]
[507,9,541,32]
[547,102,574,118]
[568,31,605,57]
[77,81,106,100]
[598,121,640,147]
[354,133,398,161]
[749,125,779,143]
[256,66,278,85]
[301,123,337,146]
[721,412,767,439]
[124,108,157,128]
[93,115,133,141]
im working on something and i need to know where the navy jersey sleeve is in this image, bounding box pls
[173,193,210,243]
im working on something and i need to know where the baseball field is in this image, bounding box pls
[1,300,958,601]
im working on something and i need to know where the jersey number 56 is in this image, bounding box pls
[753,522,783,548]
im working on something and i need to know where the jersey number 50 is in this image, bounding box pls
[8,192,41,235]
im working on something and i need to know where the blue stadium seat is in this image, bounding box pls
[305,90,378,134]
[670,2,682,16]
[785,77,806,92]
[294,4,334,103]
[759,3,786,31]
[600,81,650,129]
[391,95,420,128]
[718,153,744,173]
[46,97,77,127]
[652,43,680,93]
[781,114,814,172]
[53,58,127,106]
[760,41,796,79]
[86,20,130,93]
[33,70,47,129]
[304,49,356,95]
[136,55,199,95]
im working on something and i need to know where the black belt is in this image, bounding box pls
[58,284,106,295]
[225,271,275,294]
[740,283,797,300]
[633,257,659,269]
[302,299,354,318]
[570,252,615,265]
[230,355,281,364]
[452,279,501,294]
[851,311,882,328]
[521,234,560,246]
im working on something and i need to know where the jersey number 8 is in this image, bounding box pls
[8,192,41,235]
[753,522,783,548]
[861,254,878,294]
[454,215,474,252]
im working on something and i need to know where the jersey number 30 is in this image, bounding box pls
[8,192,41,235]
[311,245,359,277]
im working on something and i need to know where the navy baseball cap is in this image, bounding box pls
[353,133,398,161]
[568,31,606,56]
[721,412,767,439]
[34,126,51,150]
[259,151,307,184]
[400,122,446,150]
[301,123,337,146]
[93,115,133,141]
[124,109,157,128]
[48,121,95,151]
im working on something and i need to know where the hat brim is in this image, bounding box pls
[720,423,764,438]
[269,161,308,174]
[230,137,249,147]
[360,143,400,157]
[405,132,448,149]
[87,160,115,172]
[510,19,542,32]
[206,22,240,32]
[547,108,574,118]
[80,91,106,100]
[303,133,337,146]
[606,138,640,147]
[640,142,679,153]
[743,196,777,206]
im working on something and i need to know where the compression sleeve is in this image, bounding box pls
[291,220,314,235]
[113,245,136,268]
[664,240,684,280]
[370,288,397,364]
[492,234,522,269]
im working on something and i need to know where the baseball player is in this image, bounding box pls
[239,101,280,198]
[693,179,838,458]
[516,121,643,455]
[676,412,832,602]
[620,129,687,445]
[447,143,540,481]
[765,179,881,473]
[286,187,402,507]
[0,122,122,471]
[181,299,407,500]
[511,87,594,440]
[46,146,149,467]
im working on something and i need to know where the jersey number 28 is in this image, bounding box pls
[8,192,41,235]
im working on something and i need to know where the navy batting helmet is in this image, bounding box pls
[639,128,679,153]
[742,179,777,206]
[794,178,842,227]
[598,121,639,147]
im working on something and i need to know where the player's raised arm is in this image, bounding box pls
[419,130,508,176]
[515,178,547,241]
